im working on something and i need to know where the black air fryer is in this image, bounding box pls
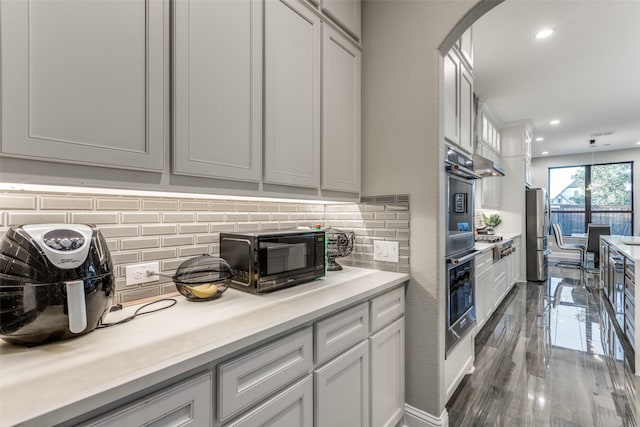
[0,224,114,345]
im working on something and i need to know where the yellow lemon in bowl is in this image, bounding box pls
[186,283,219,299]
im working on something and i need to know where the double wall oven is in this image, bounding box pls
[445,146,481,357]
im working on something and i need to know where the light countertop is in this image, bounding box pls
[0,267,409,427]
[475,233,522,253]
[602,235,640,261]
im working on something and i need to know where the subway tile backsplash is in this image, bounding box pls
[0,191,410,304]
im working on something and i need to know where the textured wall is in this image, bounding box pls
[0,190,409,303]
[362,0,486,420]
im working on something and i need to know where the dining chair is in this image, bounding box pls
[585,224,611,269]
[552,223,586,269]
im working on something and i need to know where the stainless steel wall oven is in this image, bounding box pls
[445,146,481,356]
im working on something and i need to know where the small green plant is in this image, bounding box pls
[482,212,502,228]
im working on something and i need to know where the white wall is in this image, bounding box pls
[362,0,485,419]
[531,147,640,234]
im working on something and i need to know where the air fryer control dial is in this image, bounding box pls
[43,230,86,251]
[22,224,93,269]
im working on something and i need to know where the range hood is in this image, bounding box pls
[473,154,506,177]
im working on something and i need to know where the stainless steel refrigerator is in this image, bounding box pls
[526,188,551,281]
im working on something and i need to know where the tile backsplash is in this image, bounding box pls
[0,191,410,303]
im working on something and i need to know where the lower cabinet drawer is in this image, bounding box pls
[315,302,369,364]
[223,375,313,427]
[475,251,493,274]
[84,372,212,427]
[625,275,635,302]
[218,327,313,422]
[626,318,636,351]
[370,286,405,333]
[625,298,635,325]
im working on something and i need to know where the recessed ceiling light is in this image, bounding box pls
[550,119,560,125]
[542,151,549,155]
[535,137,544,142]
[636,141,640,145]
[535,28,554,39]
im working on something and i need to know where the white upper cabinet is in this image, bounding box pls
[264,0,321,188]
[480,146,502,208]
[478,110,501,154]
[444,47,474,155]
[443,50,461,147]
[173,0,262,181]
[321,25,361,193]
[459,62,474,155]
[459,27,473,69]
[321,0,361,40]
[0,0,167,171]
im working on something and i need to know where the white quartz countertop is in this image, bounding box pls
[475,233,521,253]
[474,241,495,253]
[0,267,409,427]
[602,235,640,262]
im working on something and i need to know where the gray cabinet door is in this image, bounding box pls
[321,25,361,193]
[264,0,321,188]
[314,340,369,427]
[370,318,405,427]
[0,0,167,171]
[321,0,361,40]
[173,0,262,181]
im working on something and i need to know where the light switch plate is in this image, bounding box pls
[373,240,399,263]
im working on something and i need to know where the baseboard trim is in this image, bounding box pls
[404,404,449,427]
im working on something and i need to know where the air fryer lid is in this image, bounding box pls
[172,255,233,285]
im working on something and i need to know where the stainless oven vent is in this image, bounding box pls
[473,154,506,177]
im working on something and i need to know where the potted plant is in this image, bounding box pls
[481,212,502,234]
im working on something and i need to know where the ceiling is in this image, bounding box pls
[472,0,640,159]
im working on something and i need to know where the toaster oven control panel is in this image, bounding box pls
[316,236,325,268]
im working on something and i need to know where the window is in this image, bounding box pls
[549,162,633,236]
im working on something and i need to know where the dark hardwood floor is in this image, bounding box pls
[447,266,639,427]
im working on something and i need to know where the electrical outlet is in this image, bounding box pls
[125,262,160,286]
[373,240,399,263]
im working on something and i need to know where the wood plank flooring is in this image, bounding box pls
[446,266,639,426]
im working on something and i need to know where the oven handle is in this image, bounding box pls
[446,250,482,266]
[445,160,482,180]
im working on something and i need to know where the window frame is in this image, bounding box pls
[548,161,634,235]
